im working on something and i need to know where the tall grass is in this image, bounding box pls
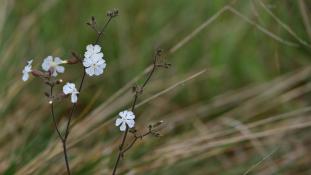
[0,0,310,174]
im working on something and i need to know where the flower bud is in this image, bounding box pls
[107,9,119,17]
[55,79,63,84]
[44,92,50,97]
[67,57,79,64]
[91,16,96,24]
[53,92,67,101]
[152,120,164,128]
[132,85,143,94]
[66,52,81,64]
[31,70,49,78]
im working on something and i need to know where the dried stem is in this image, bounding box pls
[49,14,116,175]
[121,129,153,155]
[112,50,164,175]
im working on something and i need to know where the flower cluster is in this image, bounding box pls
[22,44,107,103]
[83,44,106,76]
[21,14,126,175]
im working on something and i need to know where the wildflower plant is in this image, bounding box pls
[22,9,169,175]
[112,49,169,175]
[22,9,118,175]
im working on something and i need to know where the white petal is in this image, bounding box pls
[93,53,103,60]
[115,118,123,126]
[97,63,106,71]
[26,66,32,72]
[27,60,33,64]
[119,122,126,131]
[86,44,93,51]
[71,94,78,103]
[51,69,58,77]
[54,57,63,64]
[126,119,135,128]
[94,45,101,53]
[56,65,65,73]
[85,67,95,76]
[23,65,31,74]
[119,111,127,118]
[42,56,53,71]
[96,58,105,65]
[125,111,135,120]
[22,73,29,81]
[63,83,74,94]
[84,51,92,58]
[94,66,103,76]
[83,58,92,67]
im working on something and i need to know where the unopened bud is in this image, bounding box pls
[157,62,171,69]
[55,79,63,84]
[44,92,50,97]
[107,9,119,17]
[152,132,161,137]
[31,70,49,78]
[156,49,163,56]
[132,85,143,94]
[67,57,79,64]
[153,120,164,128]
[48,100,53,104]
[91,16,96,23]
[129,128,137,133]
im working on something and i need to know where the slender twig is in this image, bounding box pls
[50,84,71,175]
[62,141,71,175]
[121,130,152,155]
[112,50,163,175]
[95,16,113,44]
[49,14,116,175]
[50,86,64,141]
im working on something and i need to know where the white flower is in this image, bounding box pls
[22,60,33,81]
[115,110,135,131]
[63,82,79,103]
[42,56,65,76]
[83,44,106,76]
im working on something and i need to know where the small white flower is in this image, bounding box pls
[22,60,33,81]
[42,56,65,76]
[115,110,135,131]
[63,82,79,103]
[83,44,106,76]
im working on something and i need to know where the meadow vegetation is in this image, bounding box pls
[0,0,310,174]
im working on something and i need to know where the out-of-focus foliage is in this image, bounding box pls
[0,0,310,174]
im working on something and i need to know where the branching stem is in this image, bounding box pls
[49,15,115,175]
[112,50,163,175]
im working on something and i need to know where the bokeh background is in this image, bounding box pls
[0,0,311,174]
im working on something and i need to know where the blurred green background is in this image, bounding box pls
[0,0,311,174]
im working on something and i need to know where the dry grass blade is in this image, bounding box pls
[256,0,311,48]
[222,118,279,174]
[242,147,279,175]
[0,0,60,66]
[135,69,207,108]
[298,0,311,40]
[227,6,299,47]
